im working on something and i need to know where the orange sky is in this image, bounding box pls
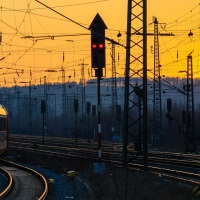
[0,0,200,86]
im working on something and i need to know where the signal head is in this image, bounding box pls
[99,43,104,49]
[92,44,97,48]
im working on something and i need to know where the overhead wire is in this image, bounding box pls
[0,0,119,86]
[147,3,200,76]
[167,3,200,27]
[0,1,38,84]
[2,41,37,76]
[1,1,200,86]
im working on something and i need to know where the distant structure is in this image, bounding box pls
[79,61,87,138]
[152,17,162,149]
[44,76,48,136]
[62,52,67,136]
[185,53,195,152]
[111,42,118,138]
[28,79,32,135]
[152,17,174,149]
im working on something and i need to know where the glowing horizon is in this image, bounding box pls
[0,0,199,87]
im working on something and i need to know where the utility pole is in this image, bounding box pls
[28,80,32,134]
[28,70,32,135]
[74,99,78,143]
[44,76,47,136]
[41,100,46,144]
[86,102,91,143]
[17,91,21,132]
[62,52,67,136]
[79,61,88,138]
[92,105,96,139]
[111,42,118,139]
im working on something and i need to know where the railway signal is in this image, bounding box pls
[41,100,46,114]
[74,99,78,143]
[86,102,91,143]
[89,13,107,171]
[74,99,78,113]
[86,102,91,114]
[89,13,107,77]
[166,98,173,123]
[91,35,105,69]
[92,105,96,116]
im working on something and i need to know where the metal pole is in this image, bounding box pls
[75,113,78,143]
[97,76,101,164]
[54,94,57,135]
[93,115,96,139]
[29,81,32,135]
[17,91,21,132]
[123,0,132,167]
[42,113,44,144]
[88,113,90,143]
[143,0,148,170]
[44,76,47,136]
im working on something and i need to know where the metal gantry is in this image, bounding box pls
[123,0,148,169]
[17,91,21,131]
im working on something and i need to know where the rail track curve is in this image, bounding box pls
[0,158,48,200]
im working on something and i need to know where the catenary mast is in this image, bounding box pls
[123,0,148,169]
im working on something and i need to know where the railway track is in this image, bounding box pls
[8,134,200,190]
[0,158,48,200]
[0,166,12,199]
[9,134,200,167]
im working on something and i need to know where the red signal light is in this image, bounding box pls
[92,44,97,48]
[99,43,104,48]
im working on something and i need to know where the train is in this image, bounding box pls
[0,105,8,156]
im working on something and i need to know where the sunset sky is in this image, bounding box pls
[0,0,200,86]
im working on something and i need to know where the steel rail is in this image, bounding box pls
[0,158,48,200]
[8,139,200,169]
[8,142,200,173]
[8,144,200,188]
[0,167,13,199]
[8,135,200,188]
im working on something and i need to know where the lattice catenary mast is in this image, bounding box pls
[123,0,148,169]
